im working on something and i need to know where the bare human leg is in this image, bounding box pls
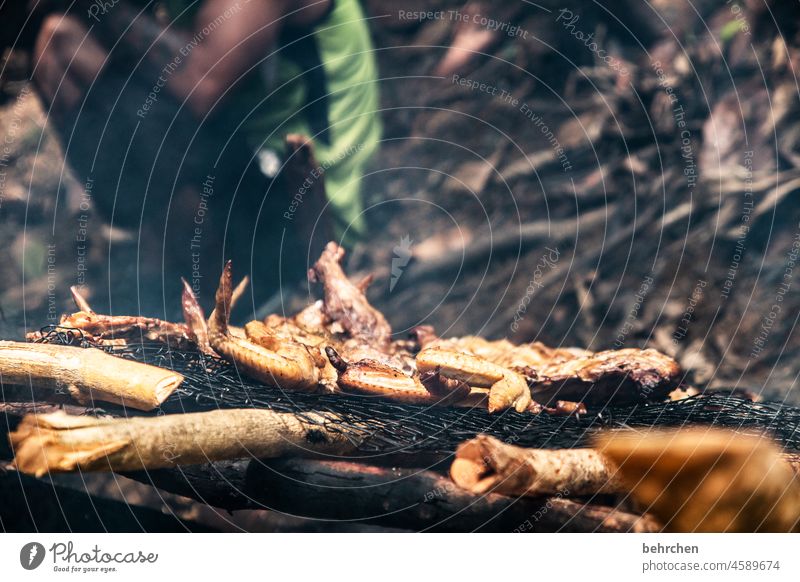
[32,13,107,119]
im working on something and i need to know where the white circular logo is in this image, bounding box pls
[20,542,46,570]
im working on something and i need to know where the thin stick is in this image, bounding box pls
[450,434,623,497]
[69,285,94,313]
[0,341,181,411]
[10,408,356,477]
[231,275,250,309]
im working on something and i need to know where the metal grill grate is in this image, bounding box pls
[79,341,800,455]
[32,327,800,454]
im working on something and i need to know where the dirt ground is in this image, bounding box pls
[1,1,799,398]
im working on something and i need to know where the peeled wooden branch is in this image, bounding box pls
[0,341,181,411]
[450,434,623,497]
[597,428,800,533]
[10,409,356,477]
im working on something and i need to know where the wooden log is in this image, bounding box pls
[597,428,800,532]
[1,400,104,461]
[0,470,216,532]
[128,460,256,511]
[0,340,182,411]
[450,434,624,497]
[125,455,659,532]
[1,400,91,420]
[9,409,357,476]
[124,455,452,511]
[245,457,660,532]
[5,401,798,532]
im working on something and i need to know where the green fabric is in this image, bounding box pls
[162,0,381,237]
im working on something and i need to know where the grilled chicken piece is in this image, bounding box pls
[208,262,327,392]
[308,242,392,349]
[181,278,215,355]
[27,282,246,357]
[326,347,480,407]
[425,335,590,369]
[526,348,682,406]
[291,300,330,334]
[415,326,589,366]
[416,347,533,413]
[414,327,681,407]
[27,286,195,349]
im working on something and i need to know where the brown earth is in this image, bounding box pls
[1,0,799,403]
